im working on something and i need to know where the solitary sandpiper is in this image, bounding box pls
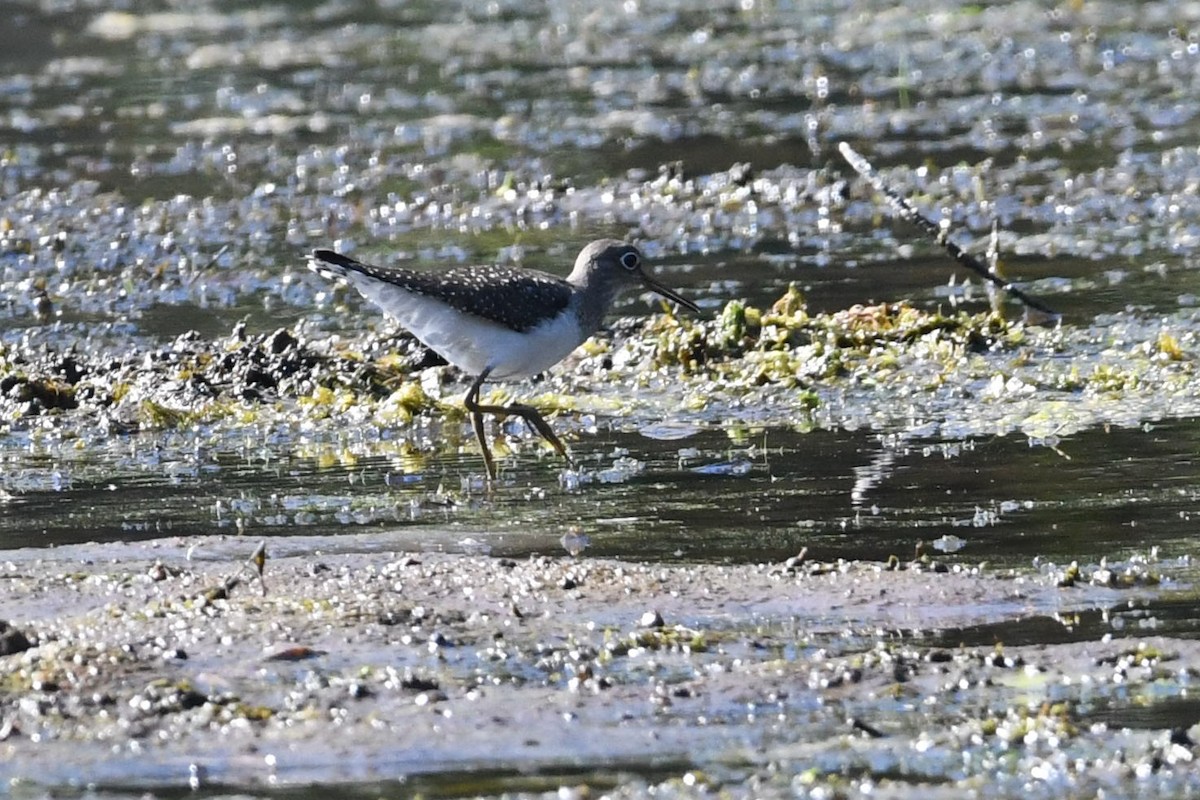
[307,239,699,479]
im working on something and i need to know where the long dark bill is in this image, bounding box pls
[641,274,700,313]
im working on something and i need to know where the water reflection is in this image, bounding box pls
[4,418,1199,571]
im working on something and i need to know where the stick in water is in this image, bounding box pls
[838,142,1060,321]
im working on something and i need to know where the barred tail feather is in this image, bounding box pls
[307,249,364,280]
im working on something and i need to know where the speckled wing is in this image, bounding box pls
[309,249,573,333]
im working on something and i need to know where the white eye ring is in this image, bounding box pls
[619,252,640,270]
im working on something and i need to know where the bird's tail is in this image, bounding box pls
[307,249,365,280]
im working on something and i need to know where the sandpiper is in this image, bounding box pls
[308,239,699,479]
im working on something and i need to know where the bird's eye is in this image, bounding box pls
[619,251,640,271]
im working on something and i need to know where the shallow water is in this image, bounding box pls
[4,0,1200,795]
[3,0,1199,575]
[5,418,1200,570]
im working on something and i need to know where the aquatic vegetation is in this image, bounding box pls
[0,289,998,429]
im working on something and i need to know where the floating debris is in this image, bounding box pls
[931,534,967,553]
[560,527,590,557]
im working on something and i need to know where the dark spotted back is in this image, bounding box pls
[312,250,573,332]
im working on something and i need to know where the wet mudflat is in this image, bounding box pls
[1,537,1195,798]
[4,0,1200,796]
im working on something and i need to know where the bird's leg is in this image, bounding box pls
[462,370,574,478]
[497,400,573,465]
[464,370,498,480]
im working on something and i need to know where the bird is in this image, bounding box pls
[307,239,699,479]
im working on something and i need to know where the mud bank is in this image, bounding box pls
[1,535,1195,797]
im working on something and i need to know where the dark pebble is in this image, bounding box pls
[0,621,33,656]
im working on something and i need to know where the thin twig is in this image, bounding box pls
[838,142,1060,321]
[182,244,231,286]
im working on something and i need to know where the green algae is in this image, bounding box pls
[0,287,1012,437]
